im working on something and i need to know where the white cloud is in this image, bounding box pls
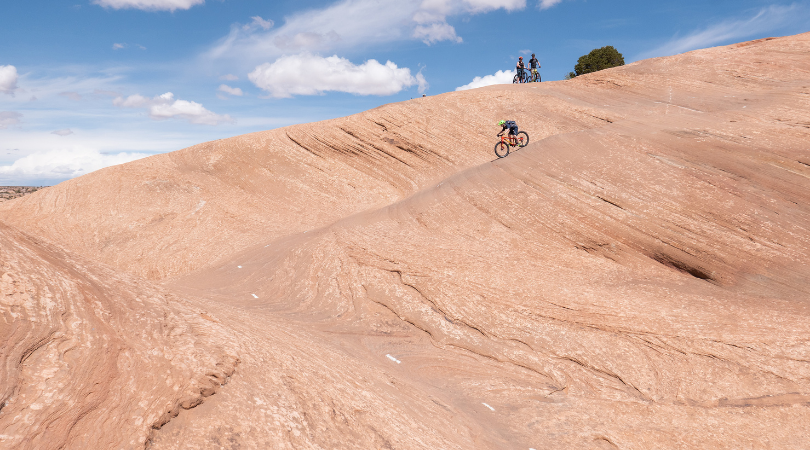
[92,0,204,12]
[113,92,233,125]
[639,4,807,59]
[0,111,23,129]
[455,69,515,91]
[0,65,19,95]
[415,71,428,94]
[247,16,274,31]
[51,129,74,136]
[219,74,239,81]
[413,23,462,44]
[0,147,150,184]
[218,84,243,96]
[206,0,536,68]
[248,53,423,98]
[538,0,562,10]
[113,43,126,50]
[1,72,125,107]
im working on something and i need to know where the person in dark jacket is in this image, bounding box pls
[528,53,540,81]
[516,57,526,83]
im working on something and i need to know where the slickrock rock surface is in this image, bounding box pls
[0,224,239,449]
[2,33,810,449]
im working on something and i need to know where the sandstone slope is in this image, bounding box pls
[2,33,810,449]
[0,224,238,449]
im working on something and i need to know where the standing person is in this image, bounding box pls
[529,53,541,82]
[516,57,526,83]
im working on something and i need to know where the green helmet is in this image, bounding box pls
[498,120,506,126]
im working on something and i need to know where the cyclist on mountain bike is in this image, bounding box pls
[497,119,519,137]
[529,53,540,81]
[516,57,526,83]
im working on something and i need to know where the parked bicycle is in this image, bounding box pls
[512,71,529,84]
[494,131,530,158]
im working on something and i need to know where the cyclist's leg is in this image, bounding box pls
[509,127,521,146]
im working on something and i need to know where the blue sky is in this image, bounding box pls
[1,0,809,185]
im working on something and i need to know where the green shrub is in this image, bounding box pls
[574,46,625,76]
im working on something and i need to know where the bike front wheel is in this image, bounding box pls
[494,141,510,158]
[516,131,529,147]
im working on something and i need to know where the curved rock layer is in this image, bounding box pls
[0,224,239,449]
[2,33,810,449]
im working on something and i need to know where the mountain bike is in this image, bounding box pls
[528,68,541,82]
[512,70,529,84]
[494,131,530,158]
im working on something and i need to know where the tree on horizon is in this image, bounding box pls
[572,46,625,77]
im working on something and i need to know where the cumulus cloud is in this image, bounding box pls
[51,129,74,136]
[0,111,23,129]
[639,4,807,59]
[113,92,233,125]
[207,0,539,67]
[413,23,462,44]
[248,53,424,98]
[0,65,19,95]
[218,84,243,96]
[92,0,204,12]
[0,147,150,184]
[455,69,515,91]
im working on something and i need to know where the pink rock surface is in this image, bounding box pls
[2,33,810,449]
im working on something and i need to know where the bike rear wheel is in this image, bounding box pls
[516,131,529,147]
[512,74,520,84]
[494,141,510,158]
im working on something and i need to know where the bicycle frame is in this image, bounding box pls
[500,134,524,147]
